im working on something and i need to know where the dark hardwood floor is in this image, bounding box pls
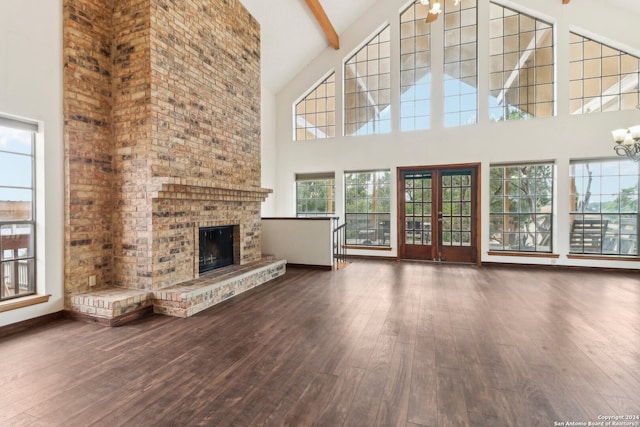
[1,260,639,426]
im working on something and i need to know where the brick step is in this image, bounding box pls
[69,288,155,323]
[68,258,286,324]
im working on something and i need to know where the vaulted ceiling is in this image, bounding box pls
[238,0,640,94]
[238,0,377,93]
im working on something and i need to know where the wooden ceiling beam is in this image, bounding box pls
[305,0,340,50]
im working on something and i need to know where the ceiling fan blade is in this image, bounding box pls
[426,11,439,23]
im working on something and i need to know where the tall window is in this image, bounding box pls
[443,0,477,127]
[344,26,391,136]
[489,163,554,252]
[569,159,638,256]
[295,173,335,217]
[400,2,431,131]
[569,33,640,114]
[0,119,36,301]
[345,170,390,246]
[295,73,336,141]
[489,3,554,121]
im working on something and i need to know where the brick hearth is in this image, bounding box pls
[68,258,285,325]
[154,257,285,318]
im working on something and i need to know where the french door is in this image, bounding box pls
[398,164,479,263]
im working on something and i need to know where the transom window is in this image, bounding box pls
[292,2,638,135]
[344,26,391,136]
[489,163,554,252]
[345,170,390,246]
[0,119,37,301]
[569,159,638,256]
[489,3,554,121]
[443,0,478,127]
[569,33,640,114]
[295,173,335,217]
[295,73,336,141]
[400,2,431,131]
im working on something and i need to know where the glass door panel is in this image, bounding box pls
[402,172,433,259]
[438,169,477,263]
[440,171,472,247]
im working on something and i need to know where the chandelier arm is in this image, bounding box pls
[611,110,640,161]
[613,143,640,162]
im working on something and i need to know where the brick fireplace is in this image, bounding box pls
[63,0,282,320]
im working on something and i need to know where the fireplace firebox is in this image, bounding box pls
[199,226,234,274]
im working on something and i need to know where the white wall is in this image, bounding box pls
[261,84,277,216]
[262,218,334,267]
[270,0,640,269]
[0,0,65,326]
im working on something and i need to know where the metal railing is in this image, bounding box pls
[332,219,347,269]
[2,261,33,300]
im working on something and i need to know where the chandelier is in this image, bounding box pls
[419,0,568,23]
[611,125,640,162]
[611,106,640,161]
[418,0,459,23]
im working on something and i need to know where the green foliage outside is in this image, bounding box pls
[344,171,391,214]
[345,171,391,245]
[572,163,638,214]
[569,161,639,255]
[604,186,640,213]
[490,164,553,214]
[296,179,334,216]
[489,164,553,251]
[489,105,533,123]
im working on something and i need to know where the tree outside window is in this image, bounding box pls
[489,163,553,252]
[296,174,335,217]
[345,170,391,246]
[570,159,638,255]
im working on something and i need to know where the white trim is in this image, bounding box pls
[0,115,39,133]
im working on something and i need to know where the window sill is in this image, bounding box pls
[567,254,640,262]
[488,251,559,259]
[344,245,392,251]
[0,294,51,313]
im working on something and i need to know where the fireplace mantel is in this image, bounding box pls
[137,176,271,290]
[147,177,272,202]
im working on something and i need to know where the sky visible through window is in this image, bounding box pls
[400,74,479,131]
[0,126,32,202]
[352,106,392,136]
[401,75,432,130]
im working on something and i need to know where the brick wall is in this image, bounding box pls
[150,0,261,186]
[63,0,116,303]
[112,0,154,290]
[64,0,268,299]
